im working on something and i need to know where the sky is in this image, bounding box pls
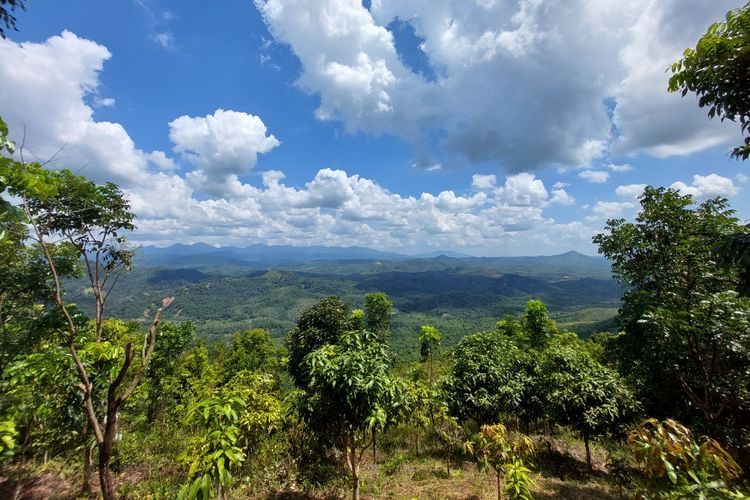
[0,0,748,256]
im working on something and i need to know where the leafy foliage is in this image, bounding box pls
[418,324,441,362]
[465,423,535,500]
[541,334,639,467]
[0,0,25,38]
[443,331,530,425]
[286,296,350,388]
[668,2,750,160]
[627,418,747,498]
[0,419,17,463]
[179,389,247,499]
[594,187,750,454]
[364,292,392,342]
[301,328,407,499]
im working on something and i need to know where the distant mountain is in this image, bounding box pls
[137,243,407,268]
[135,244,607,275]
[411,250,475,258]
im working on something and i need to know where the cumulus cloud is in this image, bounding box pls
[472,174,497,190]
[255,0,741,171]
[578,170,609,183]
[586,201,635,221]
[550,188,575,206]
[615,183,647,199]
[670,174,739,199]
[0,30,602,255]
[611,0,740,157]
[169,109,280,174]
[0,31,172,187]
[169,109,280,196]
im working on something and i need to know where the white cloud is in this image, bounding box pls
[736,173,748,184]
[495,173,548,207]
[0,31,172,187]
[578,170,610,183]
[607,163,632,172]
[611,0,740,157]
[586,200,634,221]
[472,173,497,190]
[615,183,647,199]
[153,32,175,49]
[670,174,739,199]
[93,96,115,108]
[255,0,740,171]
[550,188,575,206]
[552,181,569,189]
[0,30,605,255]
[169,109,280,196]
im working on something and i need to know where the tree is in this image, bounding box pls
[221,328,283,383]
[301,329,407,500]
[0,0,25,39]
[285,296,350,388]
[523,300,557,348]
[145,321,196,422]
[178,371,284,500]
[443,331,529,425]
[465,423,535,500]
[364,292,392,342]
[541,335,638,469]
[593,187,750,450]
[1,121,172,498]
[668,2,750,160]
[418,324,441,362]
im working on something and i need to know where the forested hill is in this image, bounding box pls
[65,247,620,357]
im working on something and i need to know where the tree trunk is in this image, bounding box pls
[352,460,360,500]
[496,471,501,500]
[98,408,118,500]
[372,430,376,463]
[82,443,94,498]
[584,431,592,470]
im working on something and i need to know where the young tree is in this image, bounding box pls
[364,292,392,342]
[523,300,557,348]
[541,335,639,469]
[465,423,536,500]
[418,324,442,431]
[285,296,350,388]
[443,331,528,425]
[668,2,750,160]
[301,329,407,500]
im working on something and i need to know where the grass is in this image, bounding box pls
[261,432,620,499]
[1,431,622,499]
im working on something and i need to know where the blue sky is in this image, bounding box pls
[0,0,747,255]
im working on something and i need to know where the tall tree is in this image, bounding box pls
[593,187,749,451]
[668,1,750,160]
[1,120,172,498]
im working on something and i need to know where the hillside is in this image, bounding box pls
[65,246,621,358]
